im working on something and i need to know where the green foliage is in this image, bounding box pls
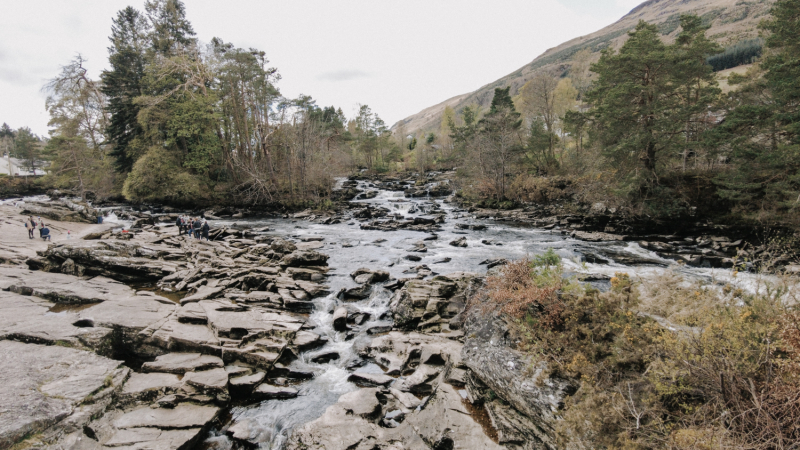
[122,146,202,203]
[707,38,763,71]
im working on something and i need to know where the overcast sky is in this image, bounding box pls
[0,0,643,136]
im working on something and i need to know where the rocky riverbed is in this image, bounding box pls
[0,175,785,450]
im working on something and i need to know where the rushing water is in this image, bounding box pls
[198,178,773,449]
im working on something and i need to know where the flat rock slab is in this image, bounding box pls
[0,341,122,448]
[104,427,203,448]
[229,371,265,388]
[177,302,208,324]
[253,384,298,400]
[114,404,219,429]
[183,368,229,391]
[141,353,223,374]
[0,266,129,304]
[347,372,395,387]
[122,373,183,396]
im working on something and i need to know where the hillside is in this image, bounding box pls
[394,0,774,135]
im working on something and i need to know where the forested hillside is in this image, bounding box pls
[395,0,774,135]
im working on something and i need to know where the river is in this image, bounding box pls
[198,177,753,449]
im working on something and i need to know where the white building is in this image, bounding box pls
[0,153,46,176]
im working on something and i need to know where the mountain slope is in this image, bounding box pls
[394,0,774,135]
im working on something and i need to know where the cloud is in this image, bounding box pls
[316,69,369,82]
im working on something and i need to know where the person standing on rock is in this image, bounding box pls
[28,217,36,238]
[176,215,183,235]
[201,220,210,241]
[24,218,32,239]
[194,218,202,239]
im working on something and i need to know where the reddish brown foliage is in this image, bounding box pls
[483,258,564,325]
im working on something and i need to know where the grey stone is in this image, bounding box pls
[183,368,228,392]
[114,404,219,429]
[347,372,394,387]
[252,384,298,400]
[141,353,223,374]
[0,341,123,448]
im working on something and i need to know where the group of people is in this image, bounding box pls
[176,215,211,241]
[24,216,51,241]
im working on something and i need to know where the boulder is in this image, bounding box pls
[449,237,467,247]
[332,307,348,331]
[280,251,329,267]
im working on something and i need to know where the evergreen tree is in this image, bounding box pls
[145,0,195,55]
[587,21,681,178]
[102,7,150,173]
[713,0,800,211]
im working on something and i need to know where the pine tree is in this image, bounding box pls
[587,21,681,178]
[101,7,150,173]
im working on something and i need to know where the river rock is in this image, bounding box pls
[114,404,219,429]
[142,353,224,374]
[333,307,348,331]
[253,384,298,400]
[280,250,329,267]
[342,284,372,300]
[347,372,394,387]
[183,368,229,393]
[449,237,467,247]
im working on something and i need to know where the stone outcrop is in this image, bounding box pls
[22,199,99,223]
[1,219,334,449]
[389,272,479,334]
[287,331,501,450]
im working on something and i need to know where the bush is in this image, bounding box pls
[122,146,204,204]
[479,254,800,449]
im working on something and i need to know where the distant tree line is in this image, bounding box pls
[40,0,401,206]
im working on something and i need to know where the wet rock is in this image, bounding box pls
[333,307,348,331]
[293,330,326,351]
[253,384,298,400]
[432,257,452,264]
[479,258,509,269]
[351,268,390,284]
[309,351,340,363]
[570,230,628,242]
[455,223,487,231]
[229,372,265,395]
[449,237,467,247]
[404,254,422,262]
[141,353,224,374]
[342,284,372,300]
[347,372,395,387]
